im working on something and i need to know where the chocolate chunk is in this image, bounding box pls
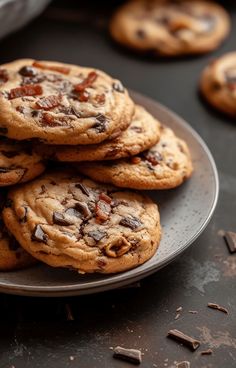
[136,29,146,38]
[19,206,28,223]
[31,225,48,244]
[144,151,162,166]
[0,167,10,173]
[95,198,111,222]
[112,81,125,93]
[113,346,142,365]
[0,127,8,135]
[53,212,74,226]
[224,231,236,254]
[201,349,213,355]
[19,66,37,77]
[176,362,190,368]
[31,110,41,118]
[130,126,143,133]
[119,216,142,230]
[207,303,228,314]
[93,114,108,133]
[75,202,91,219]
[65,207,82,218]
[4,198,13,208]
[1,150,18,158]
[88,230,106,242]
[167,329,201,351]
[75,183,90,196]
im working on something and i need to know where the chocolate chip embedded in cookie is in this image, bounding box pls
[0,59,134,145]
[110,0,230,57]
[78,126,193,190]
[200,52,236,117]
[34,105,161,162]
[3,170,161,274]
[0,137,45,186]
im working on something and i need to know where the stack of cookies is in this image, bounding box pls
[0,59,192,274]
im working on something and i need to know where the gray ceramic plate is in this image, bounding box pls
[0,91,219,297]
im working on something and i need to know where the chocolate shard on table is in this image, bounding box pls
[167,329,201,351]
[201,348,213,355]
[207,303,228,314]
[224,231,236,254]
[113,346,142,364]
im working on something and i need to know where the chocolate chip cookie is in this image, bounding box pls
[0,59,134,145]
[110,0,230,56]
[3,170,161,274]
[78,126,193,190]
[0,196,36,271]
[0,137,45,186]
[34,105,161,162]
[200,52,236,117]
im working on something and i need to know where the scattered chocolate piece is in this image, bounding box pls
[188,310,198,314]
[175,313,180,320]
[167,329,200,351]
[31,224,48,244]
[113,346,142,365]
[88,230,106,242]
[207,303,228,314]
[53,212,74,226]
[176,361,190,368]
[176,306,183,312]
[224,231,236,254]
[36,95,61,110]
[201,349,213,355]
[75,183,90,196]
[119,216,142,230]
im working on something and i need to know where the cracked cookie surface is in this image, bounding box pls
[78,126,193,190]
[110,0,230,56]
[34,105,161,162]
[3,170,161,274]
[0,137,45,186]
[0,59,134,145]
[200,52,236,117]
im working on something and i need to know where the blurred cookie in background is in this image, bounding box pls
[200,52,236,117]
[110,0,230,57]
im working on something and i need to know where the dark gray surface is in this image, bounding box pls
[0,1,235,367]
[0,92,218,297]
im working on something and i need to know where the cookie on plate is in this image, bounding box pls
[200,52,236,117]
[3,170,161,274]
[34,105,161,162]
[110,0,230,56]
[0,196,36,271]
[0,59,134,145]
[0,137,45,186]
[78,126,193,190]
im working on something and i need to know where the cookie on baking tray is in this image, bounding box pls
[34,105,161,162]
[78,126,193,190]
[0,59,134,145]
[3,170,161,274]
[110,0,230,56]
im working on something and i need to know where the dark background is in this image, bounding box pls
[0,1,236,367]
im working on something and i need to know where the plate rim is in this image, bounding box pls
[0,91,219,297]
